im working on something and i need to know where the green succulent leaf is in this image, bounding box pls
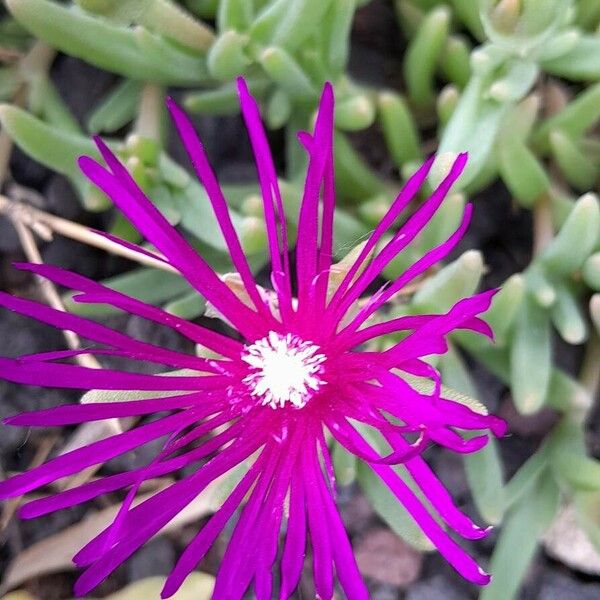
[481,472,560,600]
[510,295,552,415]
[412,250,485,313]
[540,193,600,276]
[542,35,600,81]
[88,80,143,133]
[403,5,451,108]
[499,137,549,208]
[377,90,422,168]
[332,440,357,486]
[7,0,210,84]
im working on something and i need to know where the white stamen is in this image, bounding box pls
[242,332,326,409]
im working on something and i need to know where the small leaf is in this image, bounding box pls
[7,0,209,85]
[403,5,451,108]
[542,35,600,80]
[498,135,550,208]
[0,103,105,209]
[481,472,560,600]
[504,447,549,509]
[258,46,317,100]
[549,129,598,191]
[439,34,471,88]
[164,290,206,320]
[377,90,422,168]
[333,131,387,201]
[487,60,539,103]
[436,76,508,189]
[449,0,485,40]
[540,193,600,276]
[482,274,525,347]
[550,283,588,345]
[87,79,142,133]
[270,0,334,53]
[265,88,291,129]
[322,0,355,74]
[533,82,600,153]
[553,453,600,491]
[332,440,357,486]
[356,461,435,552]
[510,294,552,414]
[207,30,249,80]
[436,84,460,125]
[217,0,253,31]
[412,250,485,313]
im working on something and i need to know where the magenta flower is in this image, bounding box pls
[0,79,505,599]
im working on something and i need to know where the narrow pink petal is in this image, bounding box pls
[21,414,241,520]
[166,97,275,322]
[252,427,306,600]
[337,314,491,350]
[352,434,491,585]
[404,454,492,540]
[73,436,262,597]
[161,453,266,598]
[314,455,369,600]
[237,78,293,319]
[341,204,473,335]
[79,151,264,340]
[89,228,170,264]
[328,416,428,465]
[0,291,218,372]
[332,154,468,326]
[15,262,243,358]
[212,443,282,599]
[279,470,307,600]
[327,155,436,311]
[304,440,334,600]
[0,409,204,500]
[383,290,497,365]
[295,84,334,311]
[431,428,489,453]
[0,357,228,391]
[4,391,209,426]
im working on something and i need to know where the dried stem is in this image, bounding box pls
[0,194,176,272]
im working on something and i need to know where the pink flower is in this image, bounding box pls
[0,79,505,599]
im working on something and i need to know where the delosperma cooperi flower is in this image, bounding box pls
[0,78,506,599]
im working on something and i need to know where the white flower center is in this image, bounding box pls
[242,332,326,409]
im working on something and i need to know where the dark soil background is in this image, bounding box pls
[1,1,599,598]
